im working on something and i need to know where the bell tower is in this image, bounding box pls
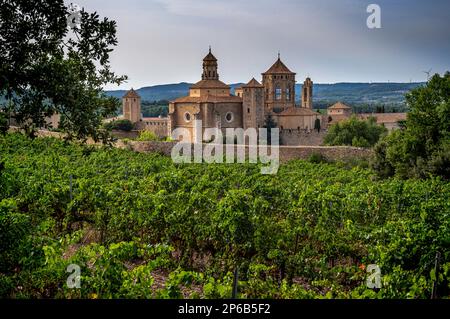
[202,47,219,80]
[262,54,296,113]
[301,77,313,109]
[122,88,141,123]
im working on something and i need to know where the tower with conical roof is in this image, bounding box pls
[123,88,141,123]
[262,54,296,114]
[202,47,219,80]
[169,48,243,143]
[189,48,231,98]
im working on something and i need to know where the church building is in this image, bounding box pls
[122,48,323,144]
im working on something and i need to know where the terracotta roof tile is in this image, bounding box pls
[276,107,320,116]
[263,58,295,74]
[203,49,217,62]
[123,89,140,99]
[243,78,264,88]
[328,102,351,110]
[172,95,242,103]
[358,113,407,123]
[190,79,230,89]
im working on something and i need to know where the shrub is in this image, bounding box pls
[0,112,8,135]
[324,116,387,147]
[136,130,160,141]
[308,152,328,164]
[0,199,31,273]
[104,119,134,132]
[314,118,321,132]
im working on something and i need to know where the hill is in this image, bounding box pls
[106,82,245,102]
[105,82,424,107]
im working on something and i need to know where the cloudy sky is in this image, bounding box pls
[70,0,450,90]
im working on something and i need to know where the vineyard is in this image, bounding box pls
[0,133,449,299]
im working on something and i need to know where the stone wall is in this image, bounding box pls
[26,128,373,163]
[117,140,372,163]
[111,130,139,139]
[278,145,372,162]
[280,129,326,146]
[116,139,178,155]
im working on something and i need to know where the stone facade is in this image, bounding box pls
[166,49,322,144]
[118,50,323,145]
[262,55,296,113]
[136,117,169,138]
[280,129,326,146]
[274,107,322,131]
[241,78,265,130]
[123,89,141,123]
[301,77,313,109]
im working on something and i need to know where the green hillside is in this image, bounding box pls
[105,82,424,109]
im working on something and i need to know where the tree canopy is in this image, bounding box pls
[324,116,387,147]
[372,72,450,179]
[0,0,127,142]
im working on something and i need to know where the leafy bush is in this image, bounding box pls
[104,119,134,132]
[308,152,328,164]
[136,130,160,141]
[0,199,31,273]
[0,112,8,135]
[324,116,387,147]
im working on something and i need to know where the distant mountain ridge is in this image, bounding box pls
[105,82,425,106]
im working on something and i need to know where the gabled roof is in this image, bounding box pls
[123,88,140,99]
[190,79,230,89]
[243,78,264,88]
[328,102,351,110]
[263,58,295,75]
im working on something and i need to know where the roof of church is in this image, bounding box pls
[190,79,230,89]
[357,113,407,123]
[328,102,351,110]
[123,88,140,98]
[243,78,264,88]
[276,107,320,116]
[263,57,295,75]
[172,95,242,103]
[203,48,217,62]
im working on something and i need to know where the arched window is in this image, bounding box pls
[275,88,282,100]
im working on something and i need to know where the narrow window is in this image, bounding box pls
[275,88,282,100]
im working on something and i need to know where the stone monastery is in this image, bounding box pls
[121,48,406,145]
[122,48,321,143]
